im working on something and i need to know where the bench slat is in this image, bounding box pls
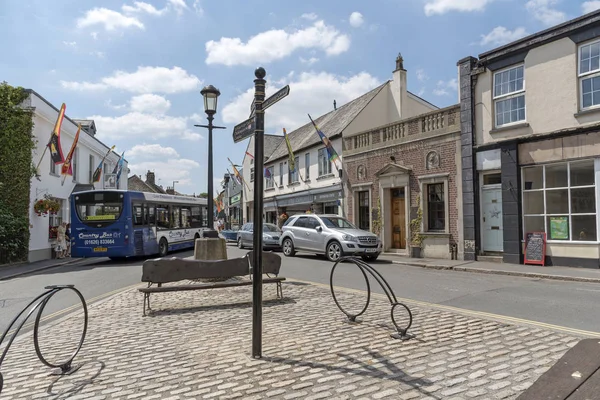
[142,257,250,284]
[568,367,600,400]
[517,339,600,400]
[139,277,285,293]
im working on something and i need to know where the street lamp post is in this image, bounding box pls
[172,180,179,193]
[195,85,226,237]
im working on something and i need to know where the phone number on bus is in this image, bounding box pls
[83,239,116,246]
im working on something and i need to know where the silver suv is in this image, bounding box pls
[279,214,381,262]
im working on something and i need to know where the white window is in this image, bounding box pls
[265,166,274,189]
[49,156,56,175]
[522,160,597,242]
[279,162,283,186]
[579,40,600,110]
[250,167,254,182]
[318,148,332,176]
[89,155,95,183]
[493,65,525,127]
[305,153,310,180]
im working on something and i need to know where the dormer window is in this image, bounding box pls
[579,40,600,110]
[493,65,526,128]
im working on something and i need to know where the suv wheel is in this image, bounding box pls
[326,241,342,262]
[237,238,244,249]
[361,255,379,262]
[282,238,296,257]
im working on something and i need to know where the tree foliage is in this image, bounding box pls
[0,82,35,263]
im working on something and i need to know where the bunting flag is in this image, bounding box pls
[227,157,249,191]
[115,151,125,186]
[49,103,66,165]
[92,145,116,183]
[227,168,240,186]
[308,114,340,167]
[60,124,81,186]
[283,128,295,172]
[245,151,254,160]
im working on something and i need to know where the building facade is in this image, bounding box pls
[344,105,462,259]
[25,90,126,262]
[242,54,438,227]
[459,9,600,267]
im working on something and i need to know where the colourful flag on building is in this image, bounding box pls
[92,145,116,183]
[308,114,340,166]
[115,151,125,186]
[227,158,249,191]
[264,166,272,178]
[283,128,295,172]
[49,103,66,165]
[245,151,254,160]
[227,168,240,186]
[60,124,81,186]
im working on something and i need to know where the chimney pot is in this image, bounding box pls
[395,53,404,71]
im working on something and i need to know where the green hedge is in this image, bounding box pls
[0,82,35,263]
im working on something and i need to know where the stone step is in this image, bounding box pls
[478,255,503,263]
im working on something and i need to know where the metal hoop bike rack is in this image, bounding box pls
[0,285,88,394]
[330,257,414,340]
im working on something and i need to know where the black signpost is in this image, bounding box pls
[232,68,290,359]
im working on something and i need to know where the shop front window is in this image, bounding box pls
[426,183,445,231]
[522,160,597,241]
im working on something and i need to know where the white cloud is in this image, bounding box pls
[349,12,364,28]
[90,51,105,58]
[122,1,166,15]
[168,0,189,16]
[424,0,493,15]
[77,7,145,31]
[130,94,172,114]
[416,68,428,82]
[63,41,77,47]
[91,32,98,40]
[418,88,426,97]
[300,57,319,65]
[205,20,350,66]
[222,70,381,131]
[129,143,180,158]
[129,158,201,187]
[583,1,600,13]
[301,13,318,20]
[479,26,528,46]
[90,112,203,141]
[60,66,202,94]
[193,0,204,15]
[433,78,458,96]
[525,0,566,26]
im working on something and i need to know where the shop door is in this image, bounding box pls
[481,186,503,252]
[391,189,406,249]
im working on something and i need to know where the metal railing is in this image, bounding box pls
[330,257,413,340]
[0,285,88,394]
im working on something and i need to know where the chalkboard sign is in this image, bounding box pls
[524,232,546,266]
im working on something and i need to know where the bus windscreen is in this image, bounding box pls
[74,192,124,223]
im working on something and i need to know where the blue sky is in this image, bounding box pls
[1,0,598,196]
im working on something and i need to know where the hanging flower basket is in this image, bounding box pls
[34,196,61,217]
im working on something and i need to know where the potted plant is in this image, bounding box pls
[409,196,423,258]
[33,196,61,217]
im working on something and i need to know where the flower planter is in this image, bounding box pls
[409,245,422,258]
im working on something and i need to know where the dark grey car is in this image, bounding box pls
[237,222,282,250]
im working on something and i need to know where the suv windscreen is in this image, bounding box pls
[320,216,356,229]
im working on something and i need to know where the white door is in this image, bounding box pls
[481,186,503,252]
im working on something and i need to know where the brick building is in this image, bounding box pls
[343,105,463,259]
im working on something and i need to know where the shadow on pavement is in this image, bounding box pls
[263,348,438,399]
[46,360,105,400]
[147,297,296,317]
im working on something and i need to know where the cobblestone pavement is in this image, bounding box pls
[0,278,583,399]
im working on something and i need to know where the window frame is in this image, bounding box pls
[265,166,274,189]
[305,153,310,180]
[578,39,600,111]
[72,147,79,182]
[89,155,95,183]
[521,159,599,243]
[250,167,255,182]
[426,183,446,232]
[492,64,526,128]
[418,174,450,234]
[279,162,284,186]
[357,190,370,231]
[288,156,300,184]
[49,156,57,175]
[318,148,332,177]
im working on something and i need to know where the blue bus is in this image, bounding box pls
[70,190,209,260]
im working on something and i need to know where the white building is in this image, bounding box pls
[242,54,437,225]
[25,90,127,262]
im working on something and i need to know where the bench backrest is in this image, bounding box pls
[142,257,250,284]
[247,251,282,275]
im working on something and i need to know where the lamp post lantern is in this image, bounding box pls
[195,85,226,237]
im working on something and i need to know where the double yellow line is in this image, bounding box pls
[5,282,143,339]
[290,278,600,338]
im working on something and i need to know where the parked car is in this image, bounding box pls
[237,222,282,250]
[220,229,238,242]
[279,214,381,262]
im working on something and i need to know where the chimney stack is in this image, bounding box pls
[392,52,408,119]
[146,170,156,185]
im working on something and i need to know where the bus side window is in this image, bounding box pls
[190,206,202,228]
[147,204,156,226]
[157,205,169,229]
[170,206,181,229]
[133,203,144,226]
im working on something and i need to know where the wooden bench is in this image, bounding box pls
[517,338,600,399]
[138,251,285,316]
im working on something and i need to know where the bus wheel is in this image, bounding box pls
[109,256,126,262]
[159,238,168,257]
